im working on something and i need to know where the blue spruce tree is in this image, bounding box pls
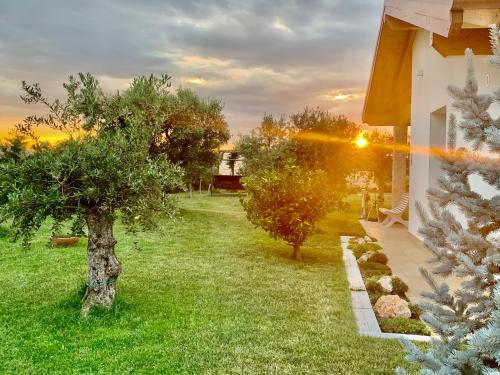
[397,26,500,374]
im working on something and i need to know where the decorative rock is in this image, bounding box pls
[357,251,374,264]
[364,236,372,243]
[357,251,378,264]
[374,295,411,319]
[358,238,366,244]
[377,276,393,293]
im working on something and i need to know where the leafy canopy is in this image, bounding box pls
[2,73,185,245]
[241,166,336,252]
[149,87,230,184]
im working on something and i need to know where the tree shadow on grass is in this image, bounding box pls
[240,240,341,267]
[35,281,136,333]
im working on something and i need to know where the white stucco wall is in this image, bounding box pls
[408,29,499,238]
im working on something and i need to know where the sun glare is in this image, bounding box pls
[354,133,368,148]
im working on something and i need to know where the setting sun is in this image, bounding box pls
[354,133,368,148]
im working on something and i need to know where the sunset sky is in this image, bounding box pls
[0,0,383,141]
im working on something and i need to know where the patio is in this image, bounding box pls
[359,220,461,303]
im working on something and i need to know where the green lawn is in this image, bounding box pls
[0,194,413,374]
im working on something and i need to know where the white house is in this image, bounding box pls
[363,0,499,238]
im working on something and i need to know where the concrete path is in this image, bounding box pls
[360,220,461,303]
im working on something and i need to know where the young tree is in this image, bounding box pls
[2,74,184,317]
[240,166,336,261]
[398,28,500,374]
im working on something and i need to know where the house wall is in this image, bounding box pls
[408,29,499,238]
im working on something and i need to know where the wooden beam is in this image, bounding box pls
[385,15,419,30]
[385,5,451,37]
[431,28,492,56]
[452,0,500,10]
[463,9,500,28]
[449,9,463,35]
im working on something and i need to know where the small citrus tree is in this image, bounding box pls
[241,166,335,261]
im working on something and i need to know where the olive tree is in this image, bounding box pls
[3,73,184,317]
[241,166,335,261]
[149,88,230,193]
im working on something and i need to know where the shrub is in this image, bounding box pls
[409,303,422,320]
[0,225,11,238]
[352,242,382,259]
[369,291,384,306]
[365,276,383,293]
[367,251,388,265]
[379,317,431,336]
[362,269,392,278]
[360,261,392,278]
[392,276,409,297]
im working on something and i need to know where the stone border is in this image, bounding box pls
[340,236,432,342]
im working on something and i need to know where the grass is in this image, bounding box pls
[0,194,415,374]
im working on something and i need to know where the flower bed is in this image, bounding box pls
[347,236,431,336]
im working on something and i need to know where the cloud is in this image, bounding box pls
[272,19,294,34]
[0,0,383,139]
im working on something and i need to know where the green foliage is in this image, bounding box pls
[0,135,28,217]
[391,276,409,297]
[0,135,28,163]
[240,165,336,255]
[359,262,392,278]
[365,276,383,293]
[379,317,431,336]
[237,109,360,191]
[288,108,360,191]
[1,73,185,247]
[409,303,422,320]
[148,88,230,185]
[236,114,293,176]
[369,291,385,306]
[0,225,11,239]
[367,251,388,265]
[352,242,382,259]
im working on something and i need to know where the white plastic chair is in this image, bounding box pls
[379,192,409,227]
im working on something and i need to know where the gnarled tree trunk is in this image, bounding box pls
[81,210,121,318]
[292,244,302,261]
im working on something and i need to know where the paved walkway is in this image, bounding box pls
[360,220,461,303]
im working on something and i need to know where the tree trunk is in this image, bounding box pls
[81,210,121,318]
[292,244,302,261]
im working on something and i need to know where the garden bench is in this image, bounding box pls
[379,192,409,227]
[209,175,244,194]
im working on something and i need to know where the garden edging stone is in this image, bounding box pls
[340,236,432,342]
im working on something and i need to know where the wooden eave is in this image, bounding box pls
[362,0,499,127]
[362,16,414,126]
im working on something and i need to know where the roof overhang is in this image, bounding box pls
[362,0,499,127]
